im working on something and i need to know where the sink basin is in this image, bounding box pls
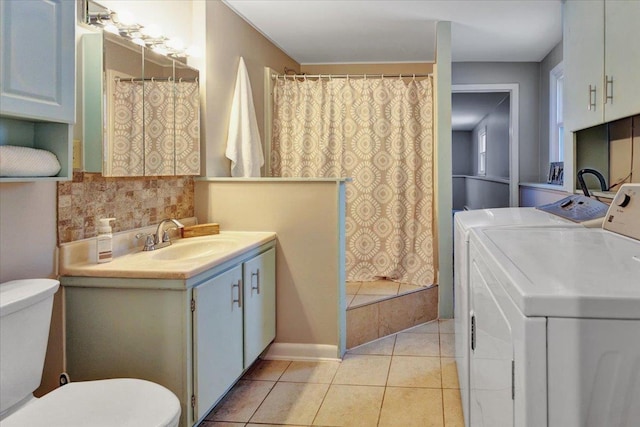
[150,239,236,261]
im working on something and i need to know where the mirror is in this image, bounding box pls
[82,31,200,176]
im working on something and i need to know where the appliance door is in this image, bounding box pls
[453,216,471,427]
[548,318,640,427]
[469,243,547,427]
[469,259,514,427]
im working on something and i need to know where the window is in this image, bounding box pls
[550,62,564,162]
[478,127,487,176]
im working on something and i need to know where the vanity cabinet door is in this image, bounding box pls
[243,248,276,368]
[193,265,243,422]
[0,0,75,123]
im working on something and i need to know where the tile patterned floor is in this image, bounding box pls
[200,319,463,427]
[346,280,423,309]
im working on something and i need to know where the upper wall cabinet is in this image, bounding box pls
[0,0,75,123]
[564,0,640,132]
[83,32,200,177]
[0,0,75,182]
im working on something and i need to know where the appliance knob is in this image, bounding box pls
[616,193,631,207]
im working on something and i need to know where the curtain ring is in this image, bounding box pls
[364,74,367,80]
[413,74,416,81]
[151,77,155,82]
[399,74,402,80]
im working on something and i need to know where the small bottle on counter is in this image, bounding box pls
[96,218,116,263]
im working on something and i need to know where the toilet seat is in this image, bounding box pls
[1,378,181,427]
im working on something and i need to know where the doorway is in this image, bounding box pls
[451,84,519,209]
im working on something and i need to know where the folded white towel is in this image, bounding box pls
[0,145,61,177]
[225,57,264,177]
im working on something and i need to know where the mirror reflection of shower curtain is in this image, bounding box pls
[110,80,144,176]
[144,80,174,176]
[175,81,201,175]
[271,77,435,286]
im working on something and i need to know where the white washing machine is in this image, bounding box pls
[453,203,604,427]
[467,184,640,427]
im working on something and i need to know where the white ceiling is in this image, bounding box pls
[223,0,563,64]
[451,92,509,131]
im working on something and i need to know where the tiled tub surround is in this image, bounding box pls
[347,281,439,349]
[57,172,194,244]
[201,319,462,427]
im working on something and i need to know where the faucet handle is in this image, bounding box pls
[162,229,173,243]
[135,233,155,251]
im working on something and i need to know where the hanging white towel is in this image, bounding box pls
[225,57,264,177]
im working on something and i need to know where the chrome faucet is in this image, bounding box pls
[155,219,185,245]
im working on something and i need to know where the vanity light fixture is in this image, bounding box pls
[83,0,193,59]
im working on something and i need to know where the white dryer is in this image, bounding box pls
[467,184,640,427]
[454,206,590,426]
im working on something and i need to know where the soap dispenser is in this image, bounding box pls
[96,218,116,263]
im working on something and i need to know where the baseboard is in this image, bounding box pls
[262,343,341,362]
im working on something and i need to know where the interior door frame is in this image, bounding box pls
[452,83,520,207]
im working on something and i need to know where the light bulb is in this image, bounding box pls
[141,24,162,39]
[185,46,201,58]
[152,45,169,56]
[104,24,119,34]
[166,37,184,51]
[117,9,134,26]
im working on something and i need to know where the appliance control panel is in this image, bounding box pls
[536,195,609,223]
[603,184,640,241]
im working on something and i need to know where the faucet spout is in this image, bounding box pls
[155,219,185,245]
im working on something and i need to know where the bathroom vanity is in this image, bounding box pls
[59,231,276,427]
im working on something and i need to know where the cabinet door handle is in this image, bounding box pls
[605,75,613,104]
[251,269,260,294]
[588,84,597,111]
[232,280,242,308]
[471,314,476,351]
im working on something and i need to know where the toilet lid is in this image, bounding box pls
[1,378,181,427]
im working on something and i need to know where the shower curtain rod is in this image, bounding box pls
[114,77,198,82]
[271,73,432,80]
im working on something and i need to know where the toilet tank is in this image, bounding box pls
[0,279,59,416]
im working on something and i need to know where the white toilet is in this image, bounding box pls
[0,279,181,427]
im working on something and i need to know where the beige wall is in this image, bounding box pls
[1,0,300,397]
[195,180,346,355]
[0,182,62,395]
[203,2,300,176]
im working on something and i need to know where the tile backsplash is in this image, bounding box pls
[57,172,194,244]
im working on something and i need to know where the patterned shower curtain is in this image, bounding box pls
[144,80,175,176]
[175,81,201,175]
[271,77,435,286]
[110,79,200,176]
[111,80,144,176]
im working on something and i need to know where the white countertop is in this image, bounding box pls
[59,231,276,280]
